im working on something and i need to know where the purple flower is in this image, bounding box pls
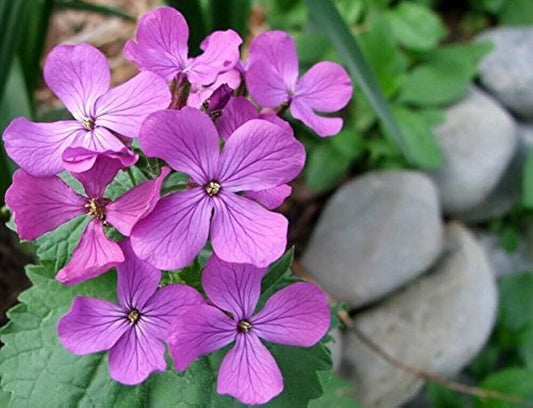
[58,240,203,385]
[6,151,169,285]
[167,255,330,405]
[130,108,305,270]
[2,44,171,177]
[187,68,241,109]
[245,31,353,137]
[124,7,242,87]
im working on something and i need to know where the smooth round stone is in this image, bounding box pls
[430,87,517,215]
[477,27,533,119]
[340,223,497,408]
[301,170,444,308]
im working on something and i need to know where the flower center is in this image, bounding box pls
[82,117,95,131]
[237,320,252,333]
[85,198,106,221]
[205,181,221,197]
[127,309,140,324]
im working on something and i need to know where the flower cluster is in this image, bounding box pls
[3,6,352,405]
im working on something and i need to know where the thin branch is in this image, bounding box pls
[292,261,533,407]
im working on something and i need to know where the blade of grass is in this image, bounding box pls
[303,0,439,168]
[54,0,135,21]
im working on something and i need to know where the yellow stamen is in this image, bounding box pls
[128,309,140,324]
[85,198,106,221]
[82,118,95,131]
[205,181,221,197]
[238,320,252,333]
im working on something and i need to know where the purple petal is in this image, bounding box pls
[5,170,85,240]
[216,119,305,192]
[186,30,242,86]
[245,62,291,108]
[131,188,213,270]
[211,192,288,267]
[290,98,343,137]
[56,220,124,285]
[139,108,219,184]
[141,284,204,339]
[108,324,167,385]
[94,72,171,138]
[217,332,283,405]
[247,31,299,90]
[168,303,236,371]
[62,146,137,174]
[71,152,125,198]
[202,254,265,320]
[295,61,352,112]
[116,239,161,311]
[44,44,110,120]
[71,126,127,153]
[187,69,241,109]
[107,167,170,236]
[57,296,128,354]
[252,282,330,347]
[3,118,85,176]
[215,96,259,141]
[244,184,292,210]
[123,6,189,81]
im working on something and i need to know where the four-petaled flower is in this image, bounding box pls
[167,255,330,405]
[124,6,242,87]
[6,150,169,285]
[130,107,305,269]
[58,240,203,385]
[3,44,170,177]
[246,31,353,137]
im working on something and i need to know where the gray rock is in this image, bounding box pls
[431,87,517,215]
[301,170,444,308]
[478,27,533,119]
[341,223,497,408]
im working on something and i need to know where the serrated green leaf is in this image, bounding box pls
[386,2,447,51]
[0,389,12,407]
[161,171,189,195]
[359,15,407,98]
[399,43,493,106]
[105,166,148,200]
[390,105,442,169]
[475,369,533,407]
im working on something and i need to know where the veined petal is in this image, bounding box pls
[71,152,125,198]
[108,323,167,385]
[44,44,110,120]
[62,146,137,174]
[141,284,204,339]
[217,332,283,405]
[295,61,352,112]
[215,97,259,141]
[3,117,84,176]
[116,239,161,311]
[252,282,330,347]
[107,167,170,236]
[290,99,343,138]
[217,119,305,192]
[168,303,236,372]
[130,188,213,270]
[202,255,265,320]
[6,170,85,240]
[71,126,127,154]
[244,184,292,210]
[186,30,242,86]
[187,69,241,110]
[247,31,299,91]
[56,220,124,285]
[245,62,290,108]
[123,6,189,81]
[95,72,171,138]
[57,296,128,354]
[211,192,287,267]
[139,108,219,184]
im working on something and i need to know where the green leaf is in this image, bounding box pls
[426,383,467,408]
[303,0,416,165]
[523,148,533,208]
[358,15,407,97]
[389,106,442,169]
[519,324,533,368]
[54,0,135,21]
[105,166,148,200]
[0,390,11,406]
[475,369,533,407]
[498,272,533,333]
[305,143,352,192]
[399,43,493,107]
[499,0,533,25]
[309,372,360,408]
[162,171,189,195]
[386,2,447,51]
